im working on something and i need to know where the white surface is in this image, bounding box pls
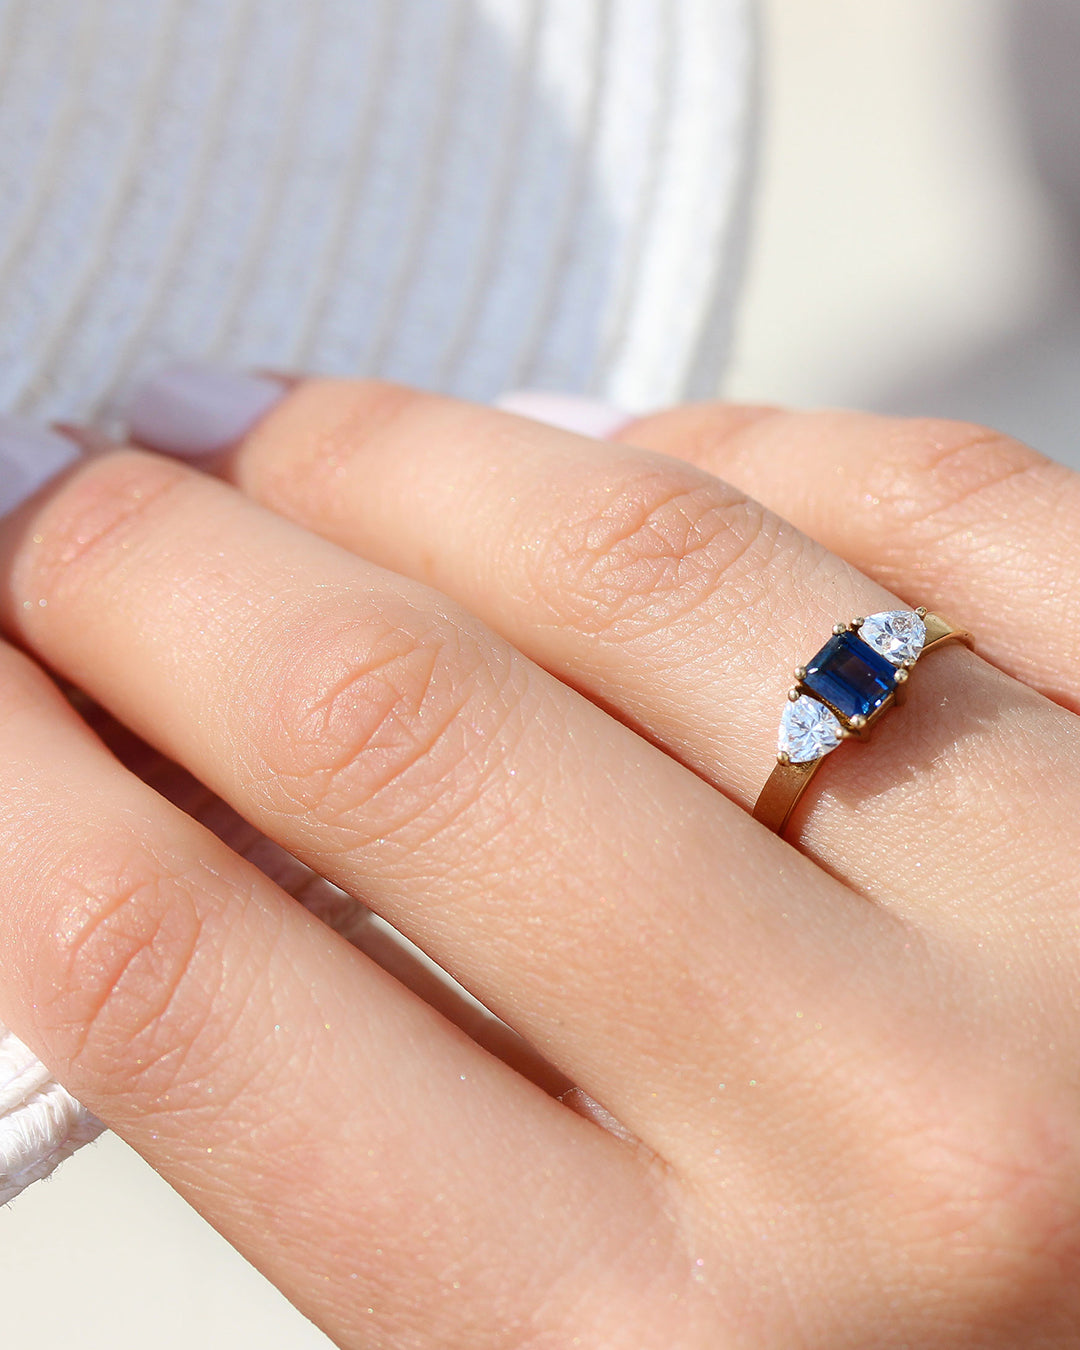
[4,2,1079,1347]
[0,1133,327,1349]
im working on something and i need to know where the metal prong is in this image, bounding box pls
[851,617,864,628]
[793,665,807,681]
[833,622,847,635]
[893,668,909,684]
[787,687,800,702]
[916,606,927,618]
[839,727,855,739]
[901,656,917,669]
[777,750,791,765]
[849,714,867,729]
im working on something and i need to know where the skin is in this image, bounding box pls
[0,384,1079,1346]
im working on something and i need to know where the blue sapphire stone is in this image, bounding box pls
[803,630,897,721]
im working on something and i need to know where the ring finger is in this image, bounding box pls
[615,402,1080,712]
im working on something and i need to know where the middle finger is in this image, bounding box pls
[192,378,1080,948]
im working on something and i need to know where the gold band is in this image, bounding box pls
[752,611,974,837]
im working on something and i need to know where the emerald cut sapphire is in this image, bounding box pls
[803,630,897,721]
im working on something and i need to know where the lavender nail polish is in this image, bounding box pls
[494,390,631,439]
[124,363,285,459]
[0,418,80,517]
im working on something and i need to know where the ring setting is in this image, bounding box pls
[754,607,974,835]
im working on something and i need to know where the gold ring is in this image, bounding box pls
[753,608,974,836]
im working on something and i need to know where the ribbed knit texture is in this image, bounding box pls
[0,1029,105,1205]
[0,0,754,1203]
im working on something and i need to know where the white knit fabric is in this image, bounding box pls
[0,0,754,1202]
[0,1028,104,1204]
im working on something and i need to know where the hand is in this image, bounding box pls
[0,380,1078,1347]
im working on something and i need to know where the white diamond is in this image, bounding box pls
[857,609,926,666]
[778,695,843,763]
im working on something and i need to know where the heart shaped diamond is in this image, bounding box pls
[778,695,843,763]
[856,610,926,666]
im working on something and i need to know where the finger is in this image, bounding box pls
[134,376,1080,953]
[0,446,890,1162]
[0,641,678,1349]
[615,403,1080,713]
[77,692,572,1099]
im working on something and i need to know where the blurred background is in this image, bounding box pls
[727,0,1080,470]
[2,2,1078,1346]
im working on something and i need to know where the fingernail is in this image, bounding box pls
[0,418,81,517]
[123,363,285,458]
[494,390,631,439]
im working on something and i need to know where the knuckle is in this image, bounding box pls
[250,378,437,510]
[244,598,517,845]
[17,450,191,600]
[526,460,783,637]
[30,834,225,1097]
[886,1084,1080,1324]
[868,419,1046,535]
